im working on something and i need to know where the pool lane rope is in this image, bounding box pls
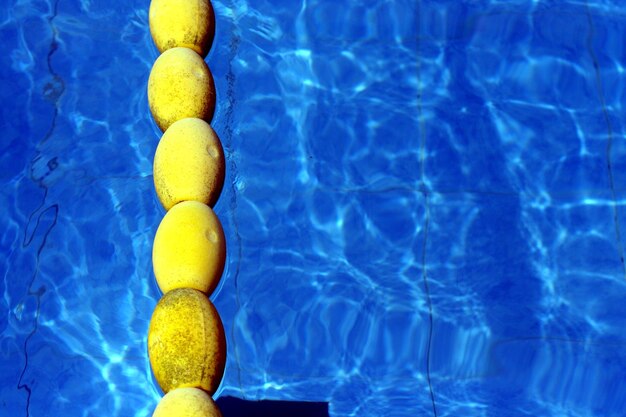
[146,0,227,416]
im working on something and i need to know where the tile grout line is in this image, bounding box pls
[17,1,64,415]
[584,1,626,281]
[416,1,438,416]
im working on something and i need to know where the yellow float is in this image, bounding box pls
[148,288,226,394]
[149,0,216,58]
[152,200,226,295]
[153,118,225,210]
[153,387,223,417]
[148,47,216,132]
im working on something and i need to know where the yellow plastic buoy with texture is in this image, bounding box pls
[148,288,226,394]
[154,118,225,210]
[153,200,226,295]
[148,47,216,132]
[149,0,216,58]
[153,388,223,417]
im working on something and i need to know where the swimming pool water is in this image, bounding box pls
[2,0,626,416]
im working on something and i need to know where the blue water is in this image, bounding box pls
[2,0,626,416]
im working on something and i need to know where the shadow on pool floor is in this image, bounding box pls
[217,396,329,417]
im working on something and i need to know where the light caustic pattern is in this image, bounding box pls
[2,0,626,417]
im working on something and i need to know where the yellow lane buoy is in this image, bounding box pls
[148,47,216,132]
[153,118,225,210]
[149,0,216,58]
[152,200,226,295]
[148,288,226,394]
[153,387,223,417]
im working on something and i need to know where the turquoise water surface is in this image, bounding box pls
[2,0,626,416]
